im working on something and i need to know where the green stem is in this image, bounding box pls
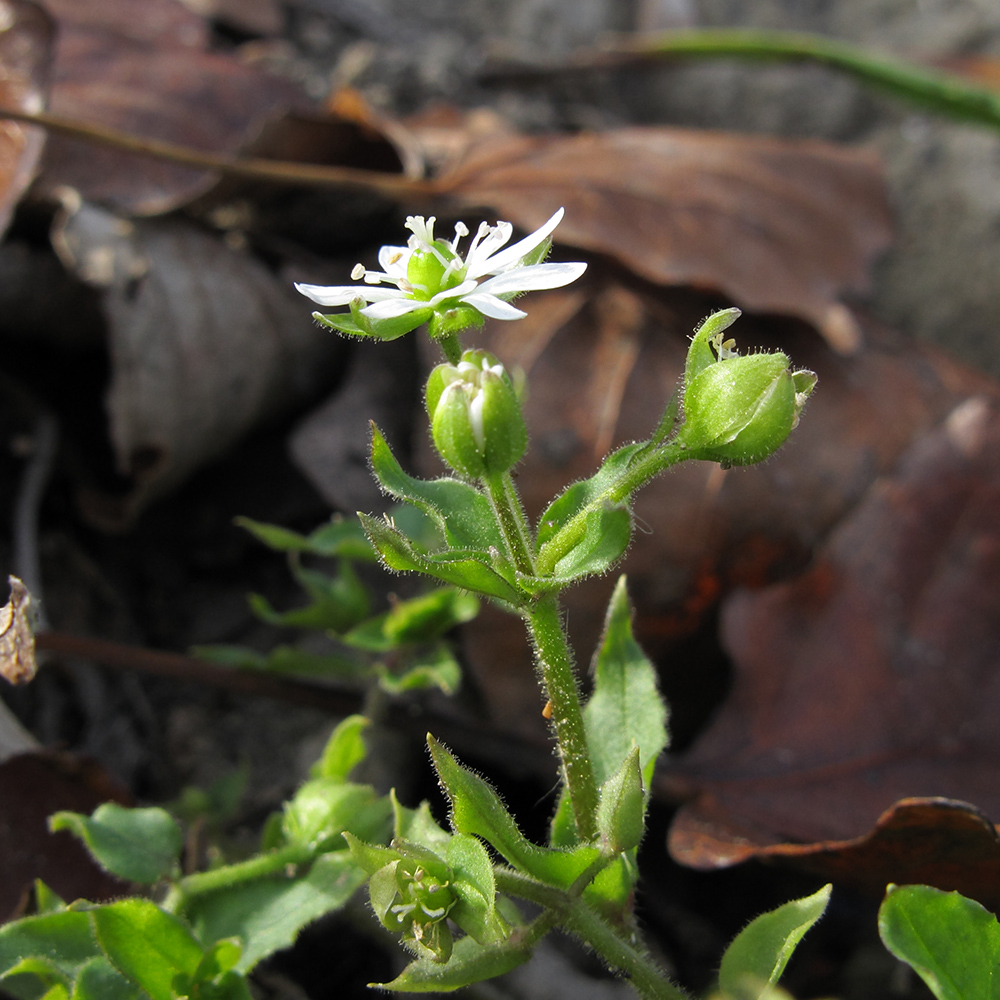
[523,593,598,841]
[483,471,535,575]
[562,898,689,1000]
[536,441,687,577]
[494,869,688,1000]
[619,28,1000,131]
[437,332,463,364]
[164,842,313,914]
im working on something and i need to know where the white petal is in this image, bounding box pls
[476,261,587,296]
[361,296,430,319]
[294,283,367,306]
[460,292,528,321]
[467,207,566,278]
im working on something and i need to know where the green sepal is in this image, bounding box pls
[685,308,742,383]
[596,746,645,857]
[234,515,375,560]
[878,884,1000,1000]
[375,933,533,993]
[310,714,369,782]
[446,834,509,946]
[429,737,601,888]
[49,804,182,885]
[343,831,402,876]
[313,301,433,342]
[427,305,485,341]
[369,426,505,552]
[358,513,523,605]
[718,884,831,1000]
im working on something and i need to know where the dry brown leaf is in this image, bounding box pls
[663,396,1000,888]
[668,797,1000,911]
[0,576,36,685]
[53,202,344,527]
[34,0,310,214]
[0,1,54,236]
[437,127,893,352]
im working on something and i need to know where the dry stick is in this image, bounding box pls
[34,630,553,777]
[0,107,438,198]
[482,28,1000,133]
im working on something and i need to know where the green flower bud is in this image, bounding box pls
[678,311,816,466]
[426,349,527,478]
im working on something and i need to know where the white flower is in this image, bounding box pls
[295,207,586,325]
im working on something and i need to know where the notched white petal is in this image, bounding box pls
[362,297,431,319]
[294,283,366,306]
[477,261,587,295]
[469,207,566,277]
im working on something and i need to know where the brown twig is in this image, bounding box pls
[0,107,438,200]
[34,630,553,777]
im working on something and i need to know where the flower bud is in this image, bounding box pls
[678,314,816,466]
[426,350,527,478]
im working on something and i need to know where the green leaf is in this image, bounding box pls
[369,426,505,552]
[359,514,523,605]
[429,737,600,888]
[282,780,391,852]
[189,851,368,972]
[34,882,67,915]
[376,933,532,993]
[546,503,631,583]
[0,911,98,991]
[69,957,144,1000]
[310,715,369,782]
[91,899,203,1000]
[234,515,370,561]
[193,643,364,680]
[536,443,644,550]
[595,746,645,856]
[50,804,182,884]
[586,576,669,789]
[382,588,480,643]
[718,884,831,1000]
[376,643,462,696]
[878,884,1000,1000]
[2,957,71,1000]
[247,560,369,633]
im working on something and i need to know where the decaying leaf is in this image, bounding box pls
[437,127,893,352]
[34,0,310,214]
[663,396,1000,892]
[0,0,54,236]
[55,201,344,527]
[0,576,37,686]
[0,750,130,918]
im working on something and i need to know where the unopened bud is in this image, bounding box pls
[426,350,527,478]
[678,311,816,466]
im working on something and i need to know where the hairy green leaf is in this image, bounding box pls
[376,933,532,992]
[718,884,831,999]
[310,714,369,782]
[50,804,182,885]
[878,884,1000,1000]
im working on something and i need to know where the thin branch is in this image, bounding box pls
[482,28,1000,132]
[0,107,438,199]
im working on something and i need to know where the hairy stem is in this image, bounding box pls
[483,471,535,575]
[494,869,688,1000]
[523,594,598,841]
[164,842,313,914]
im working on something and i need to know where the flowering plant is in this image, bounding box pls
[0,209,840,1000]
